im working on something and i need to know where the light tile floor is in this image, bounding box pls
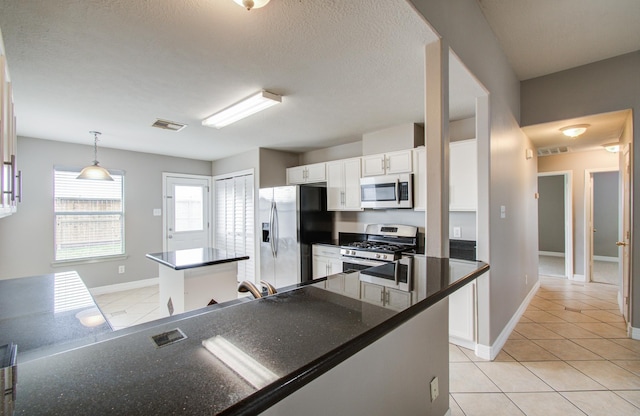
[93,285,160,330]
[451,276,640,416]
[94,276,640,415]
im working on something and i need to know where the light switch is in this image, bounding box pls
[153,208,162,216]
[453,227,461,238]
[500,205,506,219]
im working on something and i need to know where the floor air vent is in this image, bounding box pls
[152,119,187,132]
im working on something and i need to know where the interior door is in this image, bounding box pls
[164,174,211,252]
[621,146,631,321]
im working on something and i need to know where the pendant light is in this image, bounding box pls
[76,131,113,181]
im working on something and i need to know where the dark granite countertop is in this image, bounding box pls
[0,272,112,363]
[146,247,250,270]
[13,256,488,415]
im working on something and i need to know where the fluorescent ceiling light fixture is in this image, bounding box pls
[603,142,621,153]
[202,91,281,129]
[233,0,271,11]
[560,124,590,138]
[202,335,279,389]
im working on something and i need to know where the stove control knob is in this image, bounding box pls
[375,254,381,259]
[349,250,355,255]
[382,254,388,260]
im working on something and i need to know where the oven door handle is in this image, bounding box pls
[340,256,386,267]
[396,178,400,204]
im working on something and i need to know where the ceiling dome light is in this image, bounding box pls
[560,124,590,138]
[77,131,114,181]
[233,0,270,11]
[602,142,621,153]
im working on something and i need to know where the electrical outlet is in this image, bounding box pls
[500,205,506,219]
[430,377,439,402]
[118,265,125,274]
[453,227,461,238]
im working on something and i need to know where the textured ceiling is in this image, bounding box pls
[477,0,640,81]
[0,0,464,161]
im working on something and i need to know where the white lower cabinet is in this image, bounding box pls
[324,272,361,300]
[360,282,412,311]
[449,281,476,347]
[312,245,343,279]
[327,158,362,211]
[412,146,426,211]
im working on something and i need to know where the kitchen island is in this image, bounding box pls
[146,247,249,317]
[13,256,488,415]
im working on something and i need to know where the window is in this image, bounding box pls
[54,167,125,261]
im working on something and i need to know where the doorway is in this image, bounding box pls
[537,172,573,279]
[585,169,621,285]
[163,173,212,252]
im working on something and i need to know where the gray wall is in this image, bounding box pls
[522,51,639,326]
[0,136,212,288]
[410,0,540,347]
[593,171,619,258]
[538,150,618,275]
[538,175,565,253]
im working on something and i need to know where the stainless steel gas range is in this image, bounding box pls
[340,224,418,291]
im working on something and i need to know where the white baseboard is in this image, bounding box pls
[90,277,159,295]
[476,280,541,361]
[571,274,586,282]
[630,326,640,340]
[449,336,476,351]
[593,255,619,263]
[539,251,565,258]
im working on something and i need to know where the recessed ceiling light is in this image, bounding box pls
[560,124,590,138]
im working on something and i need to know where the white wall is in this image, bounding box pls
[0,137,212,287]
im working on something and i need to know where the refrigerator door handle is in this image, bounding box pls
[273,201,279,257]
[269,201,276,258]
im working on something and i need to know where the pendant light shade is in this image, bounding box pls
[233,0,270,10]
[77,131,113,181]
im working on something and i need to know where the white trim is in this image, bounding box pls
[571,274,586,282]
[90,277,159,295]
[630,325,640,340]
[475,280,540,361]
[448,336,476,351]
[539,251,565,258]
[444,409,452,416]
[593,255,619,263]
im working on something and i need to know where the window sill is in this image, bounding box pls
[51,254,129,268]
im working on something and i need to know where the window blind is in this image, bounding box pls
[215,174,254,283]
[54,168,125,261]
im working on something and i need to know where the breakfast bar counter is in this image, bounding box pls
[13,256,488,415]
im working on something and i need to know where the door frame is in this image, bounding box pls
[584,168,620,284]
[162,172,212,252]
[538,171,574,280]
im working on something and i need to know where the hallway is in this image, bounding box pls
[450,276,640,415]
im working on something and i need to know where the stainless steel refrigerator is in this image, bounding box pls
[259,185,333,289]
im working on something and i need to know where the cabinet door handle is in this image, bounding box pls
[385,157,390,171]
[15,169,22,203]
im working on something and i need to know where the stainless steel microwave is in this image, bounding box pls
[360,173,413,209]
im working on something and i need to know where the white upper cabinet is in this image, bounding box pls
[327,157,362,211]
[286,162,326,184]
[0,49,19,219]
[361,149,413,177]
[412,147,426,211]
[450,139,477,211]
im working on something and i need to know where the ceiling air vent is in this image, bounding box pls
[537,146,570,157]
[152,119,187,132]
